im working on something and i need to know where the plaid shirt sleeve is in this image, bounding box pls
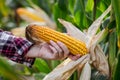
[0,29,35,67]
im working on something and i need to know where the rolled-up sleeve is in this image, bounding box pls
[0,29,35,67]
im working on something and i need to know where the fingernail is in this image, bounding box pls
[57,41,61,44]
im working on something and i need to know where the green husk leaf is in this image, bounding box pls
[111,0,120,49]
[108,29,117,71]
[113,50,120,80]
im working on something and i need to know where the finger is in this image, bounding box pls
[69,54,81,60]
[57,41,69,57]
[49,40,63,58]
[49,45,58,58]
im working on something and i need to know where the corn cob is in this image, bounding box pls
[16,8,45,22]
[26,25,88,55]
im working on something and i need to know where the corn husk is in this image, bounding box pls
[43,54,90,80]
[79,62,91,80]
[26,5,111,80]
[42,5,111,80]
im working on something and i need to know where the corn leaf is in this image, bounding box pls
[87,5,111,37]
[85,0,94,12]
[113,51,120,80]
[68,0,76,14]
[33,58,50,73]
[108,29,117,72]
[53,3,68,30]
[111,0,120,49]
[74,0,89,29]
[0,57,22,80]
[33,73,47,80]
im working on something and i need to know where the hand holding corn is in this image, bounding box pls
[26,40,81,60]
[26,24,88,56]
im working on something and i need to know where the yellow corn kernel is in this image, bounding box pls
[26,25,88,55]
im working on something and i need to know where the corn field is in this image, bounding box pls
[0,0,120,80]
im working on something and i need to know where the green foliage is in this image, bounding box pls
[111,0,120,35]
[33,72,46,80]
[0,0,10,17]
[113,51,120,80]
[53,0,91,30]
[0,57,22,80]
[0,0,120,80]
[111,0,120,50]
[33,58,51,73]
[111,0,120,79]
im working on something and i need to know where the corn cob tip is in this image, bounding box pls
[25,24,37,43]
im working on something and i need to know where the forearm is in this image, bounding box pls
[0,29,35,67]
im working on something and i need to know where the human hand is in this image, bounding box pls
[68,54,81,60]
[26,40,81,60]
[39,40,70,60]
[26,40,69,60]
